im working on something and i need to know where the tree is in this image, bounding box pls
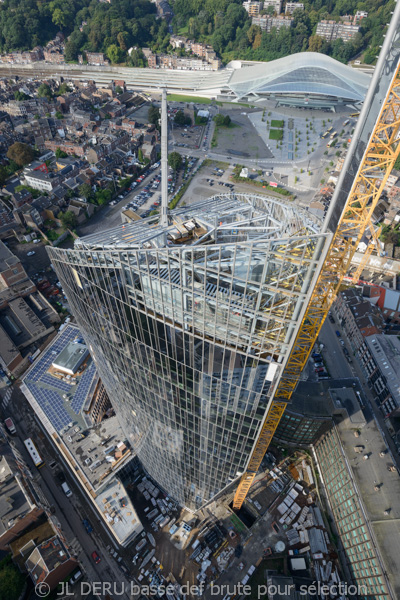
[64,40,79,62]
[56,148,68,159]
[168,152,183,171]
[37,83,53,100]
[214,114,231,127]
[51,8,70,29]
[0,560,25,600]
[138,148,144,163]
[115,86,123,94]
[148,105,160,126]
[79,183,93,199]
[7,142,35,166]
[106,44,123,64]
[57,82,71,95]
[14,90,30,101]
[0,166,8,187]
[174,110,191,126]
[60,210,78,230]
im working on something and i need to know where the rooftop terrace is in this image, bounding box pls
[21,325,98,434]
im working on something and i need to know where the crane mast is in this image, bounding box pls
[233,3,400,510]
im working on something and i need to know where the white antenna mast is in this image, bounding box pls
[160,88,168,228]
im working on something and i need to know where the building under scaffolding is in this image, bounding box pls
[48,193,331,510]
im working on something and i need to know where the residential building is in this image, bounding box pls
[44,138,88,157]
[43,50,65,64]
[21,325,143,546]
[332,288,384,352]
[2,99,39,118]
[243,1,263,16]
[354,10,368,23]
[263,0,282,13]
[23,169,58,192]
[252,15,293,31]
[372,285,400,325]
[0,241,29,288]
[316,20,360,42]
[358,334,400,416]
[169,36,190,50]
[25,535,78,591]
[48,195,330,511]
[285,2,304,14]
[84,52,109,66]
[0,440,36,546]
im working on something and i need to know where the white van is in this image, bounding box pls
[61,482,72,497]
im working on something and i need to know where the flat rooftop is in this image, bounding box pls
[336,415,400,597]
[0,444,34,536]
[365,334,400,406]
[289,377,365,421]
[60,415,133,491]
[95,479,143,546]
[75,194,322,250]
[22,325,98,433]
[52,341,89,374]
[0,240,19,272]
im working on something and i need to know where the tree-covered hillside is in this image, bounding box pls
[171,0,395,64]
[0,0,395,65]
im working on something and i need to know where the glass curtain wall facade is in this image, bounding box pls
[49,194,329,511]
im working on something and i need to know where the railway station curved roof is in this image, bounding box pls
[228,53,370,103]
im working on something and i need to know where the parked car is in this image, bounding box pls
[27,251,36,257]
[83,519,93,533]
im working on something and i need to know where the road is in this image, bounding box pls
[0,385,132,599]
[318,318,355,379]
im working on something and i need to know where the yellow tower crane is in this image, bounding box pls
[351,221,382,284]
[233,9,400,510]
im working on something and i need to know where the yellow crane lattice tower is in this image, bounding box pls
[233,59,400,510]
[351,221,382,284]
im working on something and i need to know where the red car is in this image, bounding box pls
[91,551,101,564]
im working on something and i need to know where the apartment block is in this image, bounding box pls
[243,1,263,16]
[333,288,384,353]
[252,15,293,30]
[285,2,304,14]
[358,335,400,415]
[316,20,360,42]
[263,0,282,13]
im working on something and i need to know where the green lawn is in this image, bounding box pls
[271,119,284,127]
[230,513,246,532]
[167,94,212,104]
[269,129,283,140]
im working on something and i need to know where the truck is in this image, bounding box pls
[4,418,16,435]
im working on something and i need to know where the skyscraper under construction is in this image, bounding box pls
[48,194,331,510]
